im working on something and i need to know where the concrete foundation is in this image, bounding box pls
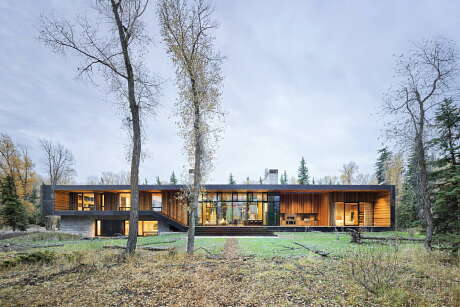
[60,216,171,237]
[60,216,95,237]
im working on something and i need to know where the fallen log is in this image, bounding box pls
[292,242,331,257]
[360,236,425,242]
[137,240,178,246]
[103,245,176,252]
[141,246,176,251]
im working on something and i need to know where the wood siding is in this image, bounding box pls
[281,193,322,214]
[103,193,119,210]
[162,191,187,225]
[318,193,329,226]
[54,191,70,210]
[139,192,152,210]
[374,192,391,226]
[330,191,391,227]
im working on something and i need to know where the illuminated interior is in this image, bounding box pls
[335,202,374,226]
[119,193,131,211]
[198,192,273,226]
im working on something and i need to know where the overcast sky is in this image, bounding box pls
[1,1,459,184]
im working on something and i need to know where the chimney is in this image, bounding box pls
[263,169,278,184]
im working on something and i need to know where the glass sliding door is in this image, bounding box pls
[197,192,273,226]
[344,203,359,226]
[201,202,217,225]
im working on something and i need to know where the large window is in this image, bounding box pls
[71,193,95,211]
[152,193,162,212]
[198,192,273,226]
[119,193,131,211]
[123,220,158,236]
[335,202,374,226]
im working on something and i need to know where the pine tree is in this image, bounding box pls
[259,177,263,184]
[170,171,177,184]
[297,157,310,184]
[396,152,420,229]
[0,176,28,231]
[155,176,161,185]
[375,147,392,184]
[312,177,315,185]
[280,171,288,184]
[229,173,236,184]
[431,98,460,236]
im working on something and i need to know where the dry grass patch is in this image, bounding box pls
[0,244,459,306]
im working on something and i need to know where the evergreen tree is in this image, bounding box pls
[375,147,392,184]
[0,176,28,231]
[312,177,315,185]
[297,157,310,184]
[431,98,460,236]
[170,171,177,184]
[396,152,420,229]
[155,176,161,185]
[280,171,288,184]
[245,176,250,184]
[259,177,263,184]
[229,173,236,184]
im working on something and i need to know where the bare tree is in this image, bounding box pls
[158,0,224,254]
[38,0,159,254]
[383,38,457,249]
[340,161,359,184]
[86,170,130,184]
[40,140,76,186]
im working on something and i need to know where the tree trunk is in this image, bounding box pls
[186,78,202,255]
[416,111,433,250]
[126,103,141,254]
[110,0,141,255]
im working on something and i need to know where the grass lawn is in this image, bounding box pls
[1,230,459,306]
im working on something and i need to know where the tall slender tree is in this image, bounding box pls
[280,170,288,184]
[383,38,457,249]
[39,0,159,254]
[297,157,310,184]
[375,147,392,184]
[229,173,236,184]
[170,171,178,184]
[431,98,460,235]
[158,0,224,254]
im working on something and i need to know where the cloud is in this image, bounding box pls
[1,0,459,184]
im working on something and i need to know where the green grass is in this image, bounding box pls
[238,231,425,258]
[0,231,425,258]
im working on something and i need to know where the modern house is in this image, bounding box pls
[40,170,395,237]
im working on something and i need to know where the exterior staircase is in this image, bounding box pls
[195,226,275,236]
[146,211,188,232]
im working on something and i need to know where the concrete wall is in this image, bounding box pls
[60,216,95,237]
[158,221,171,233]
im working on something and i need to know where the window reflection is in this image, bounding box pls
[198,192,269,226]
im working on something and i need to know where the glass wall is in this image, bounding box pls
[335,202,374,226]
[198,192,279,226]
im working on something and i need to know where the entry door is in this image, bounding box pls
[344,203,359,226]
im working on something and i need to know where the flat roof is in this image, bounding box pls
[49,184,394,192]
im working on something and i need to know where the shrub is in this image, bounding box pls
[1,250,56,268]
[346,246,400,295]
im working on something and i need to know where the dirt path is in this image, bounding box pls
[223,238,239,258]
